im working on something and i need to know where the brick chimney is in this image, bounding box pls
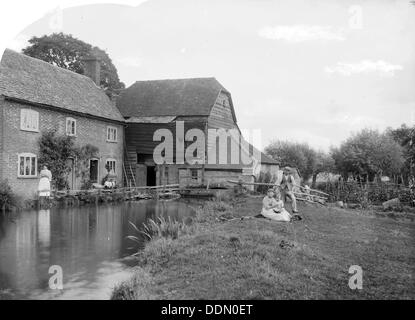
[82,55,101,85]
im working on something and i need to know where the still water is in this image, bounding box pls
[0,200,195,300]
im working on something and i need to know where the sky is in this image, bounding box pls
[4,0,415,152]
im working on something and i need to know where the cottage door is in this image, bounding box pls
[90,159,99,183]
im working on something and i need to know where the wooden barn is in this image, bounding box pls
[116,77,279,188]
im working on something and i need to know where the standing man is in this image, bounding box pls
[279,167,298,213]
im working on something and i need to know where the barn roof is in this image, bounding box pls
[116,77,229,117]
[0,49,124,122]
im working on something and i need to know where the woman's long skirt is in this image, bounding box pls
[261,208,291,222]
[38,177,51,197]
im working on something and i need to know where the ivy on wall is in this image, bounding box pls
[38,130,76,190]
[38,130,99,191]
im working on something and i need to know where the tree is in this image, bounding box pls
[331,129,404,182]
[311,151,335,187]
[22,33,125,97]
[387,124,415,180]
[264,140,317,181]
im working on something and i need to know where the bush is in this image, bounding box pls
[315,180,414,206]
[0,180,21,211]
[38,130,76,190]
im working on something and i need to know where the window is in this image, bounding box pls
[20,109,39,132]
[106,159,116,174]
[66,117,76,136]
[17,153,37,178]
[222,99,227,107]
[190,168,199,180]
[107,126,117,142]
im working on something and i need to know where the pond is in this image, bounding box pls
[0,200,195,300]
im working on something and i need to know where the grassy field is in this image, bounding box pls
[112,196,415,300]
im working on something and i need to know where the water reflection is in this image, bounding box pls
[0,200,194,299]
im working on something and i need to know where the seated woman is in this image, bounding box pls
[261,188,292,222]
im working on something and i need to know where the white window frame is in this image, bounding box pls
[66,117,77,136]
[106,126,118,142]
[17,153,38,178]
[105,158,116,174]
[20,109,39,132]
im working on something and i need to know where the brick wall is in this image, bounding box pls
[0,96,4,180]
[0,99,124,199]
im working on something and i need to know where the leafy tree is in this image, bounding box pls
[264,140,317,181]
[387,124,415,181]
[331,129,404,182]
[311,151,335,187]
[22,33,125,97]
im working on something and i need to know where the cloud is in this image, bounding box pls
[258,25,345,42]
[325,60,403,76]
[115,56,142,68]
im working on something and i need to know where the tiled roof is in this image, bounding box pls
[0,49,124,122]
[116,77,227,117]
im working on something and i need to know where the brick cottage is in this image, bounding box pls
[0,49,125,199]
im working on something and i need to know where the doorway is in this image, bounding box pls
[90,159,99,183]
[66,158,75,189]
[146,166,156,186]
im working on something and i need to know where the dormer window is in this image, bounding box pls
[66,117,76,136]
[20,109,39,132]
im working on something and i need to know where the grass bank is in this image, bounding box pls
[111,196,415,300]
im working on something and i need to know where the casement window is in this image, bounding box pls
[66,117,76,136]
[20,109,39,132]
[107,126,118,142]
[106,159,116,174]
[17,153,37,178]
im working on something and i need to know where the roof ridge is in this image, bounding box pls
[133,77,217,83]
[1,48,124,122]
[3,48,97,85]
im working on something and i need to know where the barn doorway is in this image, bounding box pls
[146,166,156,186]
